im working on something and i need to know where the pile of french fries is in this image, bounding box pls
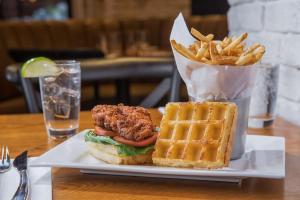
[171,28,265,66]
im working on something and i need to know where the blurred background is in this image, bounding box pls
[0,0,298,126]
[0,0,228,113]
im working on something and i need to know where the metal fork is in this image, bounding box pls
[0,145,11,173]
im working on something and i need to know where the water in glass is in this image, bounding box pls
[39,61,81,139]
[248,64,279,128]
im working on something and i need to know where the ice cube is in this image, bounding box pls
[44,76,56,83]
[43,83,61,96]
[61,87,80,106]
[53,101,71,119]
[55,70,80,90]
[44,97,71,119]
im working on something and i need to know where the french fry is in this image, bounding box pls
[200,41,205,47]
[255,53,264,62]
[255,45,265,54]
[188,44,197,54]
[204,48,210,59]
[235,53,255,66]
[191,28,213,42]
[254,46,265,61]
[223,33,248,53]
[236,42,245,50]
[222,37,229,44]
[171,28,265,66]
[209,42,217,64]
[170,39,177,47]
[171,40,195,60]
[178,44,197,60]
[195,43,208,60]
[206,34,214,41]
[216,44,223,55]
[200,41,210,58]
[201,57,213,64]
[242,43,260,56]
[222,37,232,48]
[215,56,239,65]
[246,45,265,65]
[194,41,201,51]
[228,48,244,56]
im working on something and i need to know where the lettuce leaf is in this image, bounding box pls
[84,131,120,145]
[84,130,154,156]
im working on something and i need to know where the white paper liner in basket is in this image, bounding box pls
[170,13,256,101]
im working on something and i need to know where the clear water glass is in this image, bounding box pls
[39,60,81,139]
[248,64,279,128]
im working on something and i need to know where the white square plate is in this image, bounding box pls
[30,130,285,182]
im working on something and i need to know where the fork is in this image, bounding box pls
[0,145,11,173]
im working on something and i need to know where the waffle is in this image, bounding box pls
[153,102,237,169]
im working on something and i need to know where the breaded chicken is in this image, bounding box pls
[92,104,154,141]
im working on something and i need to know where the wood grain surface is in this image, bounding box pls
[0,110,299,200]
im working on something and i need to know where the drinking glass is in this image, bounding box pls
[248,64,279,128]
[39,60,81,139]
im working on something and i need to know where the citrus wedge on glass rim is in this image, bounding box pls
[21,57,60,78]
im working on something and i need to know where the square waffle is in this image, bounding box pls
[153,102,237,169]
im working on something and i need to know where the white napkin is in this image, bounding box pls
[0,157,52,200]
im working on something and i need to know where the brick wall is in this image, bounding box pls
[228,0,300,125]
[71,0,190,20]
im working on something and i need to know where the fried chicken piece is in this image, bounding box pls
[92,104,154,141]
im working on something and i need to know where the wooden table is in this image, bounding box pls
[0,110,299,200]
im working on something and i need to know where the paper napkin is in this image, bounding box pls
[0,157,52,200]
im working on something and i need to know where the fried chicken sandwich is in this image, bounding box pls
[85,104,158,165]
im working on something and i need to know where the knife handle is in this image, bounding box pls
[12,170,30,200]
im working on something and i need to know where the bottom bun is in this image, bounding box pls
[86,141,153,165]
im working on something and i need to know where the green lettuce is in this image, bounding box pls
[84,130,154,156]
